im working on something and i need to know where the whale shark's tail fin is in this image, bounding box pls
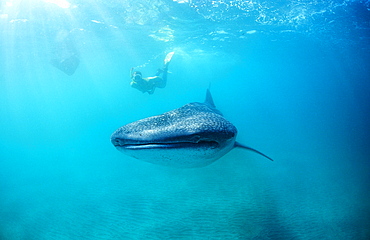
[235,142,274,161]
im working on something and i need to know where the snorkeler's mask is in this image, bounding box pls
[132,71,142,81]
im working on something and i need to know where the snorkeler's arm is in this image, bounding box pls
[131,81,145,93]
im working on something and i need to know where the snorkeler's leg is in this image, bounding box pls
[155,68,163,76]
[154,68,167,88]
[155,51,174,75]
[152,52,173,88]
[151,76,166,89]
[159,52,173,86]
[160,69,167,88]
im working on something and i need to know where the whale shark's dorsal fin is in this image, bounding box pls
[205,89,216,108]
[204,89,223,116]
[234,142,274,161]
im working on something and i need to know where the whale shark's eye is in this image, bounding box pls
[112,139,121,146]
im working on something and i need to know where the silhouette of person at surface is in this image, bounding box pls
[50,29,80,76]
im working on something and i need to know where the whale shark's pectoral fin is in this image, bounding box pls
[234,142,274,161]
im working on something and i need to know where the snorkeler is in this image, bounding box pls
[130,52,174,94]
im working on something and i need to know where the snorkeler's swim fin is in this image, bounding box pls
[164,52,175,65]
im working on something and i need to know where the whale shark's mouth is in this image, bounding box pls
[112,141,219,150]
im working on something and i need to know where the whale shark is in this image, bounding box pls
[111,90,273,168]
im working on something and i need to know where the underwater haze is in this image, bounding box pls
[1,0,370,239]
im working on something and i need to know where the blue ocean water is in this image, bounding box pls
[1,0,370,239]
